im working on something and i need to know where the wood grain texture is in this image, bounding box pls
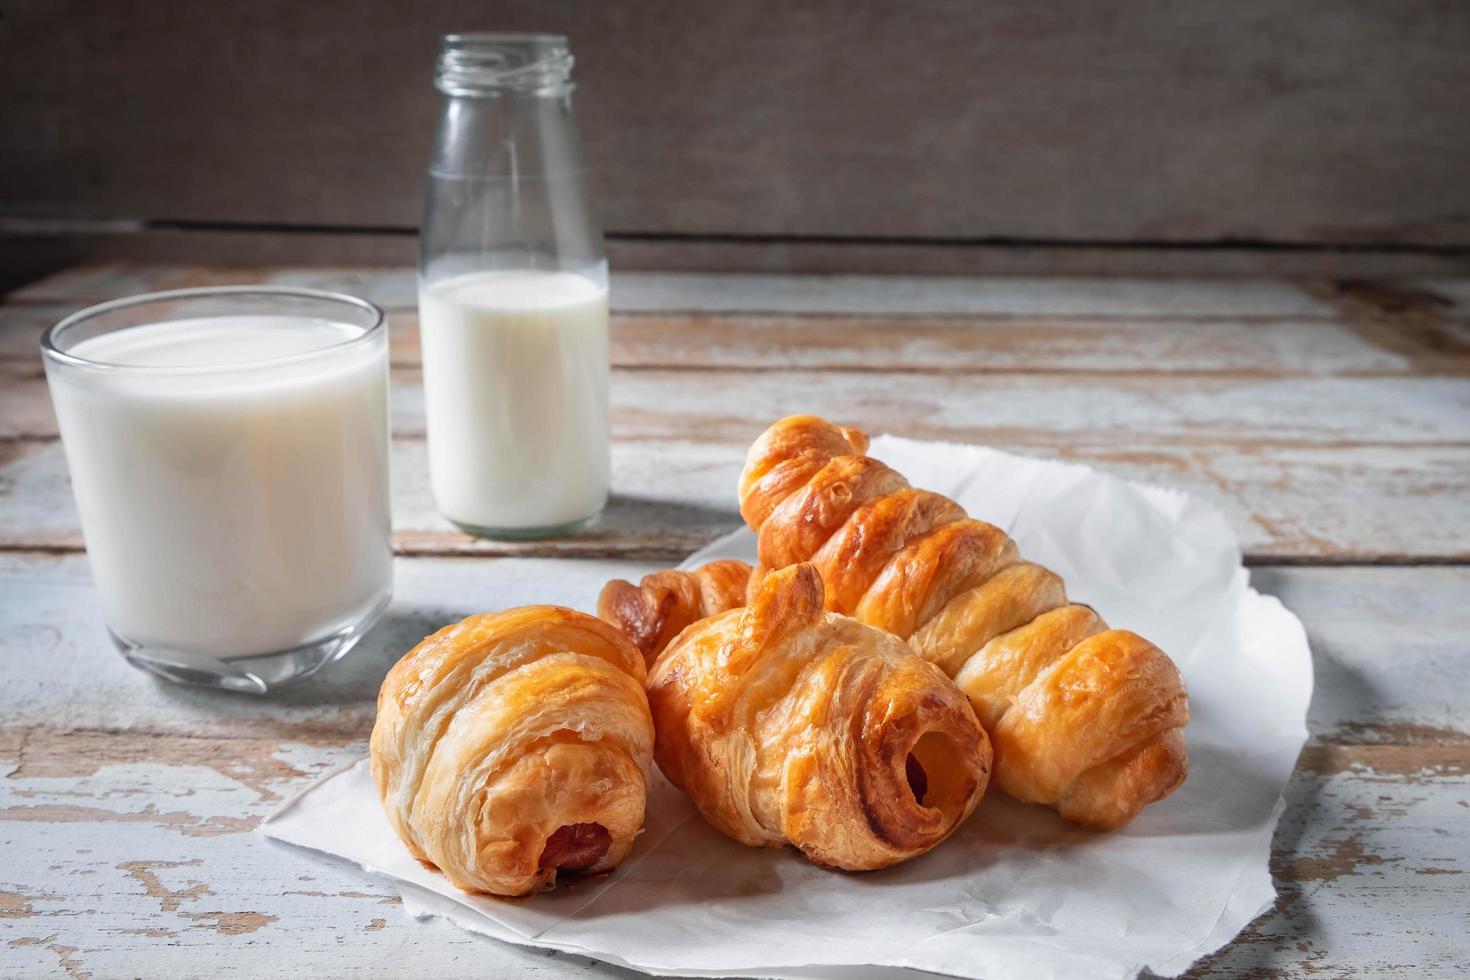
[0,555,1467,978]
[1,731,1463,978]
[10,263,1468,327]
[6,265,1345,314]
[8,269,1468,376]
[5,271,1468,562]
[22,306,1464,376]
[2,265,1468,977]
[2,555,1462,753]
[5,437,1470,563]
[3,1,1469,248]
[8,300,1470,378]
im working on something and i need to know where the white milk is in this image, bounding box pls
[47,316,392,657]
[418,269,610,532]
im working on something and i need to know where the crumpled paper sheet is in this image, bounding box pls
[262,435,1312,979]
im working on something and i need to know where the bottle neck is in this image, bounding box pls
[429,90,581,180]
[435,33,574,98]
[420,32,603,276]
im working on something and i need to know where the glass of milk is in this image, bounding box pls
[41,287,393,693]
[419,34,610,538]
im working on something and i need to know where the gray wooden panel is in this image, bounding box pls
[2,0,1468,245]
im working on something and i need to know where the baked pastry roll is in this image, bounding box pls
[597,558,752,663]
[370,607,654,896]
[647,562,991,870]
[738,415,1189,830]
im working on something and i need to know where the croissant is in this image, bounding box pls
[738,415,1189,830]
[647,562,991,871]
[597,558,753,663]
[370,607,654,896]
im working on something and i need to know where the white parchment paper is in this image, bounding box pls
[261,436,1313,979]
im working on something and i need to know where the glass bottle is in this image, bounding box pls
[419,33,609,538]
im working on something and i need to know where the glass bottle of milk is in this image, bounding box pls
[419,33,610,538]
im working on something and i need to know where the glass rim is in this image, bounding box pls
[40,285,387,376]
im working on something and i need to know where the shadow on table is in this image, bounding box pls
[144,605,473,715]
[293,606,475,704]
[549,735,1308,971]
[1148,755,1325,976]
[580,492,741,546]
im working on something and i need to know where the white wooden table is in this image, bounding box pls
[2,265,1468,977]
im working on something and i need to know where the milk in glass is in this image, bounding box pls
[47,315,392,661]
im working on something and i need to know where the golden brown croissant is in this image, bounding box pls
[597,559,753,663]
[647,563,991,870]
[738,415,1189,830]
[370,607,654,896]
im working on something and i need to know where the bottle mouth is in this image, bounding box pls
[436,33,574,96]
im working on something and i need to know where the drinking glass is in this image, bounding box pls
[40,287,394,693]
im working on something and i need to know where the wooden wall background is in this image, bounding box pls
[2,0,1469,279]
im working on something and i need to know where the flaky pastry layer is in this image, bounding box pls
[370,607,653,896]
[598,559,752,664]
[647,563,991,870]
[738,415,1190,830]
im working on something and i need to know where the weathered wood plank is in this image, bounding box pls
[1187,745,1470,977]
[0,439,743,561]
[7,271,1466,563]
[603,312,1470,376]
[5,437,1470,563]
[1,728,1465,979]
[0,555,1466,978]
[13,304,1462,376]
[0,726,638,978]
[0,363,56,443]
[605,369,1470,449]
[0,553,652,737]
[1,553,1464,746]
[1248,567,1470,743]
[9,270,1466,373]
[8,362,1469,446]
[6,266,420,312]
[1413,277,1470,315]
[0,306,61,361]
[8,266,1347,317]
[4,267,1467,978]
[9,269,1463,379]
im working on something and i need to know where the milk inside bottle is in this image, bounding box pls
[417,269,610,533]
[419,33,611,537]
